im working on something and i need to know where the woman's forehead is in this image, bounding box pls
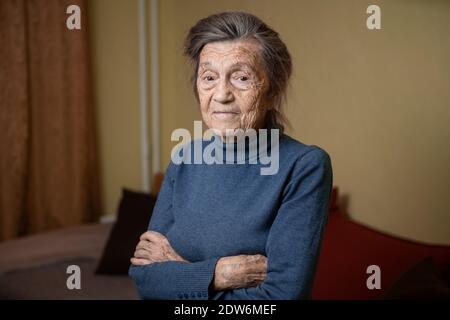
[199,40,263,69]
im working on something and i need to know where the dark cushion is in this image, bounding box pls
[96,189,156,275]
[384,257,450,299]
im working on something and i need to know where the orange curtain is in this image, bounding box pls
[0,0,101,241]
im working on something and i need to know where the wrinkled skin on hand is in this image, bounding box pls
[131,231,268,291]
[130,231,188,265]
[212,254,268,291]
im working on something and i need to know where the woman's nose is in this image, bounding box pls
[213,80,234,104]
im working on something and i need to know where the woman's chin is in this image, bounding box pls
[209,123,241,136]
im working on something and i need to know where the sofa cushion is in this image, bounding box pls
[96,189,156,275]
[312,211,450,299]
[384,256,450,299]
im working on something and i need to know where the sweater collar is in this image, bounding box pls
[207,129,278,164]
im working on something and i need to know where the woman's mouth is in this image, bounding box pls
[213,111,239,120]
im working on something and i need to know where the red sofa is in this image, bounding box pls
[312,188,450,299]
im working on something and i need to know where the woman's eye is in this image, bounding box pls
[238,76,249,81]
[204,75,215,81]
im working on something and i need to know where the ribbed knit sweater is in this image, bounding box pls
[129,134,333,300]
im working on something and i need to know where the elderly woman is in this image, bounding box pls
[129,11,333,300]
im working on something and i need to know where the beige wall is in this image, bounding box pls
[90,0,450,244]
[88,0,144,217]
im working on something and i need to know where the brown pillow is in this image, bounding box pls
[95,188,156,275]
[384,256,450,300]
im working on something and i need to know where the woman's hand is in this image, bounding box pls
[212,254,268,291]
[130,232,268,292]
[130,231,188,266]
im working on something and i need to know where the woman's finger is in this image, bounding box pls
[134,249,151,259]
[130,257,153,266]
[136,240,154,251]
[140,230,166,242]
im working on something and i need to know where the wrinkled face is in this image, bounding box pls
[196,39,270,137]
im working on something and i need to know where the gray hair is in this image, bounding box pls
[184,11,292,133]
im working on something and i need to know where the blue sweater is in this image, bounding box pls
[129,134,333,300]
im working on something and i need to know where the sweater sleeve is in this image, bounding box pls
[212,147,333,300]
[128,161,220,300]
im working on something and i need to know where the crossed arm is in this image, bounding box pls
[131,231,268,291]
